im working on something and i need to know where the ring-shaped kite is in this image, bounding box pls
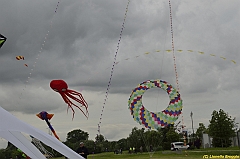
[128,79,182,129]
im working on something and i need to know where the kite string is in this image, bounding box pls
[17,1,61,104]
[169,0,187,152]
[97,0,131,134]
[82,50,236,90]
[25,1,60,85]
[16,2,61,113]
[168,0,179,92]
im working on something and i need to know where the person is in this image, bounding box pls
[133,147,136,153]
[76,142,89,159]
[129,147,132,154]
[194,138,201,149]
[150,145,153,152]
[140,146,143,153]
[119,148,122,154]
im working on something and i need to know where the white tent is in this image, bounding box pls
[0,106,83,159]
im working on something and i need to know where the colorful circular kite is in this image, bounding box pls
[128,79,182,129]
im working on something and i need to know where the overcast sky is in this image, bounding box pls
[0,0,239,148]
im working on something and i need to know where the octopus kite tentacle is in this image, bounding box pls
[66,90,88,107]
[58,92,77,118]
[65,92,89,119]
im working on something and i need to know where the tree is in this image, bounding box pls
[166,128,179,143]
[128,127,145,150]
[158,125,179,150]
[208,109,236,147]
[196,123,208,139]
[95,134,105,142]
[64,129,89,151]
[94,134,106,153]
[117,138,128,150]
[144,129,163,151]
[66,129,89,143]
[83,140,95,154]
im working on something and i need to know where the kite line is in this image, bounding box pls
[80,49,236,94]
[168,0,184,133]
[25,1,60,84]
[107,49,237,67]
[168,0,187,154]
[97,0,131,134]
[168,0,179,92]
[17,1,61,102]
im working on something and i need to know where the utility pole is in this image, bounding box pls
[190,111,194,143]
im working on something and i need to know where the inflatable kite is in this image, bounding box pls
[36,111,60,140]
[128,79,182,129]
[50,79,89,119]
[0,34,7,48]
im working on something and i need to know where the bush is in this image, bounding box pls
[162,142,171,150]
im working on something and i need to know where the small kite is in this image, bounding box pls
[0,34,7,48]
[16,56,25,60]
[128,79,182,130]
[50,79,89,119]
[231,60,236,64]
[16,56,28,67]
[36,111,60,140]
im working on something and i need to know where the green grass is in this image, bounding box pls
[52,148,240,159]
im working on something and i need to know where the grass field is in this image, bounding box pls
[52,148,240,159]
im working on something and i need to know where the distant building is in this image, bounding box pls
[230,132,240,147]
[202,132,240,148]
[202,134,212,148]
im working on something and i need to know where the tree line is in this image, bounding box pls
[0,109,238,158]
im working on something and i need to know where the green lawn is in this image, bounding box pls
[52,148,240,159]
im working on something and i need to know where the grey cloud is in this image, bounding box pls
[0,0,239,144]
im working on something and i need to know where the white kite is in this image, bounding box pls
[0,106,84,159]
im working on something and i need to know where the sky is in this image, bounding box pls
[0,0,240,149]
